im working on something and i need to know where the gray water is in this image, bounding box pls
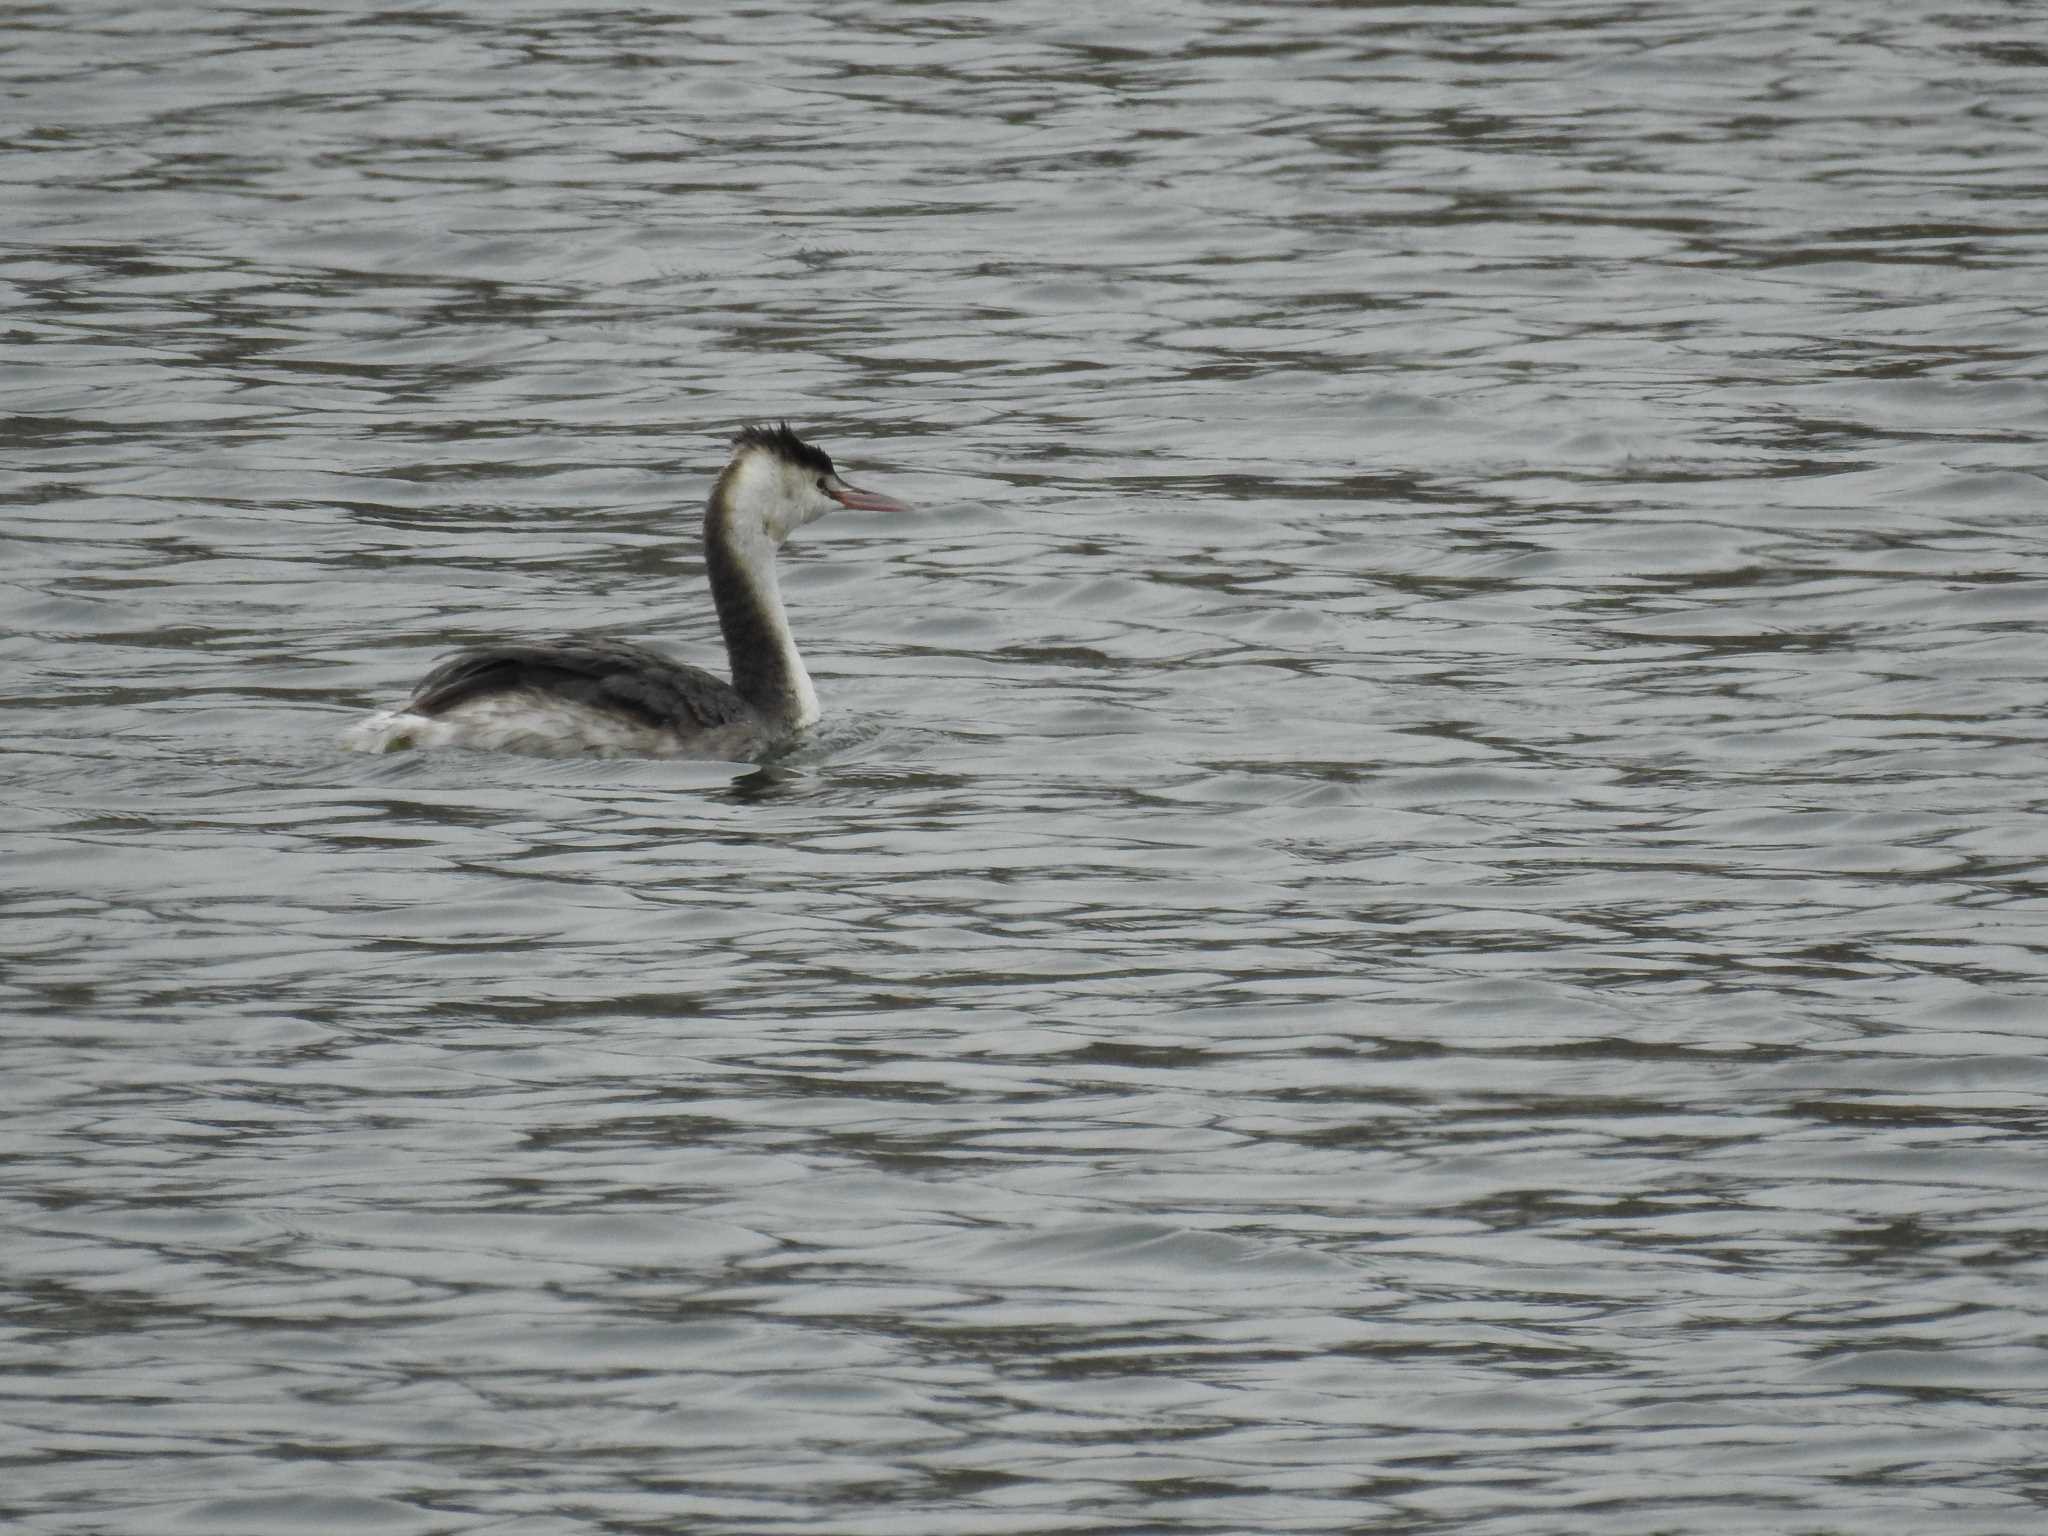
[6,3,2048,1532]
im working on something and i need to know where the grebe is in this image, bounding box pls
[343,423,907,760]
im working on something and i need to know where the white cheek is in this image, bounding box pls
[777,499,825,540]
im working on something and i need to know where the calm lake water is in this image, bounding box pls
[6,2,2047,1532]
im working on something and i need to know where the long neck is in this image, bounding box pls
[703,471,819,727]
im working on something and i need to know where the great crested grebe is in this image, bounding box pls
[343,423,907,760]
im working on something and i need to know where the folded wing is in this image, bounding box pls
[407,637,752,733]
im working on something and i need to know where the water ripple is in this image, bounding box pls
[6,2,2048,1533]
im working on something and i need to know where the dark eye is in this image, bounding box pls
[817,476,829,490]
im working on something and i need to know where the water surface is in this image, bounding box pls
[5,3,2047,1532]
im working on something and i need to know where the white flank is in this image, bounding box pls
[341,694,761,760]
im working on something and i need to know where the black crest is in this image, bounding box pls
[733,421,835,479]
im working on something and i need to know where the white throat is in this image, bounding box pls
[711,454,822,728]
